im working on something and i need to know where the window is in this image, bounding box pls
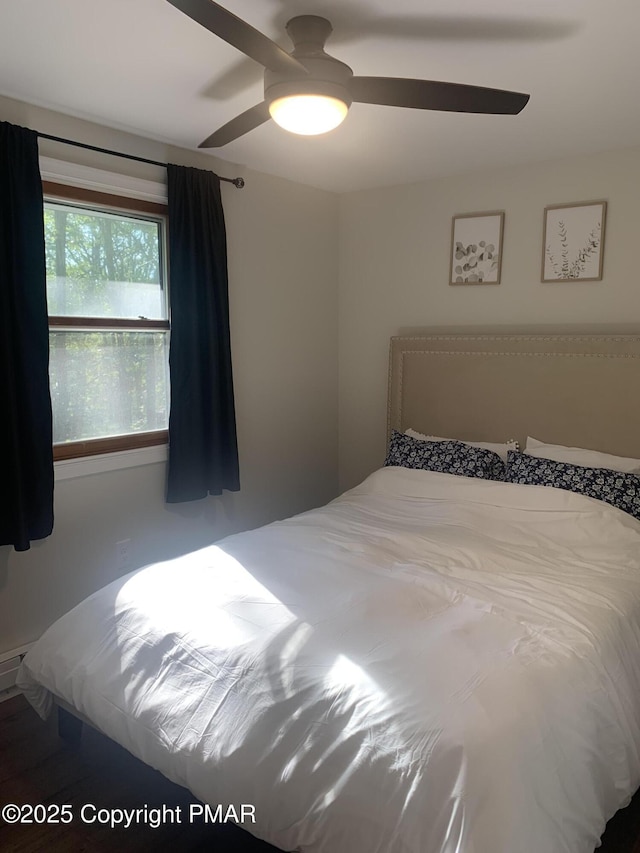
[43,183,169,460]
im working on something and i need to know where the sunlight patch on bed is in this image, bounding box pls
[278,621,314,696]
[115,546,296,648]
[325,653,390,721]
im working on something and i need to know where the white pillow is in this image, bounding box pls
[525,436,640,474]
[405,429,518,463]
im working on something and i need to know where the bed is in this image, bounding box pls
[18,332,640,853]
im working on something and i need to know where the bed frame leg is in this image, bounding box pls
[57,707,83,745]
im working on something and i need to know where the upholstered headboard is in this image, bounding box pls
[388,333,640,457]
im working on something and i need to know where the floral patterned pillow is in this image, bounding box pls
[384,430,505,480]
[505,450,640,521]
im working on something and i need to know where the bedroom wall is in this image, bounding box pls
[0,95,339,653]
[338,146,640,491]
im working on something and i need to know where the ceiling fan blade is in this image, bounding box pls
[199,101,271,147]
[166,0,308,76]
[349,76,529,114]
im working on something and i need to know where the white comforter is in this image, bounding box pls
[18,468,640,853]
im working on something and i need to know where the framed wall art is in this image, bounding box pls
[542,200,607,282]
[449,211,504,285]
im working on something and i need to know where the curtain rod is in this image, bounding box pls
[37,131,246,188]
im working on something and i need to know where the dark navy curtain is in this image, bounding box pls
[0,121,54,550]
[166,164,240,502]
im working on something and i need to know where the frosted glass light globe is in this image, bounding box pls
[269,94,348,135]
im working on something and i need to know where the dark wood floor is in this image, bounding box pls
[0,694,278,852]
[2,694,640,853]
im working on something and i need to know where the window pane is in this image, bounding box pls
[50,331,169,444]
[44,202,166,319]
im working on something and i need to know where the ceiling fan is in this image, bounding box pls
[167,0,530,148]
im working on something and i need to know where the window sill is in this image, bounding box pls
[54,443,167,482]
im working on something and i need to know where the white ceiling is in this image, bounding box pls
[0,0,638,193]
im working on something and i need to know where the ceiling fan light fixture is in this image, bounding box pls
[268,93,349,136]
[169,4,531,149]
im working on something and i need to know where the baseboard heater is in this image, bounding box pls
[0,644,34,695]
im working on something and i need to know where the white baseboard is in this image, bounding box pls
[0,643,34,697]
[0,685,22,703]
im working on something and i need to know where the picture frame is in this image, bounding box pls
[449,211,504,285]
[541,200,607,282]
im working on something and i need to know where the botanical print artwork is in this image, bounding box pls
[453,239,497,282]
[542,201,607,282]
[450,212,504,285]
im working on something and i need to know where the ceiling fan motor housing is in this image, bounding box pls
[264,15,353,109]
